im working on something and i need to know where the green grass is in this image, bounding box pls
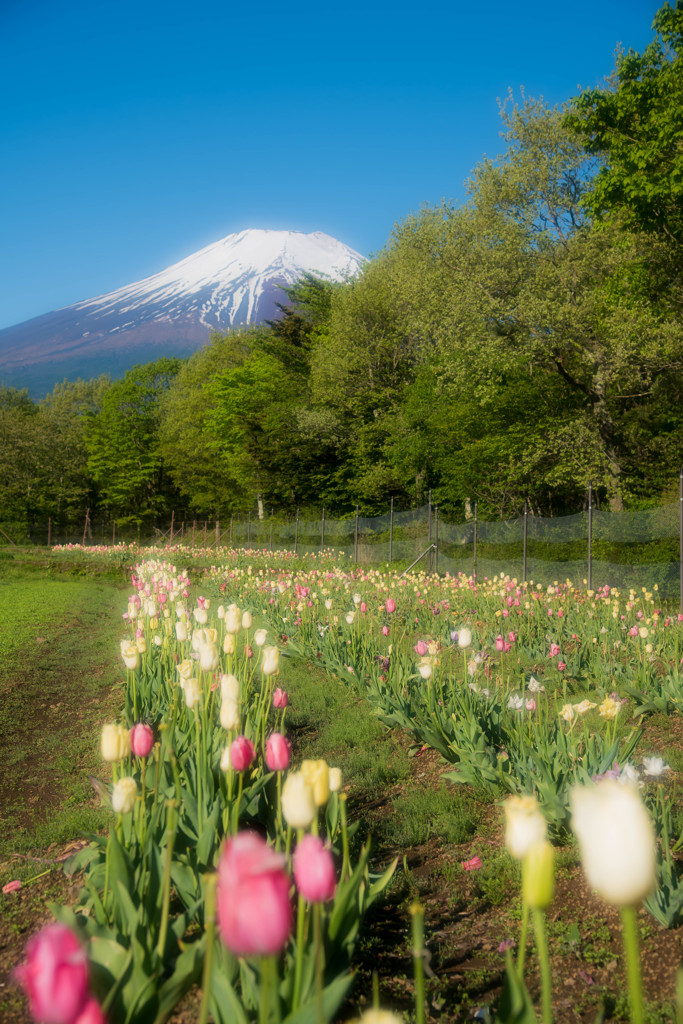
[0,568,127,868]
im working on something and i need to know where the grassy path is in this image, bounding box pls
[0,557,127,1022]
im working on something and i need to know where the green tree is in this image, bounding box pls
[85,359,181,524]
[566,1,683,247]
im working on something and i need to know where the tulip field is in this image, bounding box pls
[1,544,682,1024]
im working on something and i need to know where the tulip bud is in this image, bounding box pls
[130,723,154,758]
[329,767,342,792]
[570,780,656,906]
[120,640,140,671]
[230,735,256,772]
[458,628,472,649]
[242,611,252,630]
[220,673,240,702]
[193,606,208,625]
[225,605,242,634]
[177,658,193,680]
[254,628,268,647]
[112,776,138,814]
[101,723,131,762]
[265,732,291,771]
[273,687,288,708]
[199,642,219,672]
[220,698,241,732]
[216,832,291,956]
[180,677,202,709]
[504,795,547,860]
[261,646,279,676]
[301,759,330,806]
[281,771,317,829]
[223,632,235,654]
[522,839,555,909]
[14,923,89,1024]
[294,834,336,902]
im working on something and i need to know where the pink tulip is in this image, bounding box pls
[414,640,428,657]
[216,832,292,956]
[14,923,89,1024]
[273,688,289,709]
[382,625,390,637]
[293,834,337,902]
[549,643,561,657]
[385,598,396,614]
[557,661,566,671]
[230,736,256,772]
[628,626,639,637]
[130,723,154,758]
[2,879,21,894]
[495,635,505,652]
[265,733,291,772]
[462,856,483,871]
[73,1000,106,1024]
[360,602,368,613]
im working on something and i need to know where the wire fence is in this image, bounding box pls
[2,481,683,603]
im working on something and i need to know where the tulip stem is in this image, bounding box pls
[198,873,217,1024]
[621,906,644,1024]
[157,801,178,960]
[339,794,350,882]
[517,897,529,974]
[293,830,307,1009]
[532,908,553,1024]
[260,954,278,1024]
[410,903,426,1024]
[314,902,324,1024]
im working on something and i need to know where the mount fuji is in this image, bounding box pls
[0,229,365,397]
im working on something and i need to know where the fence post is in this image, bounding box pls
[473,502,478,580]
[230,515,233,547]
[270,509,273,552]
[295,508,299,554]
[82,508,90,546]
[354,504,359,564]
[428,489,433,573]
[216,520,220,548]
[170,510,175,545]
[248,512,251,547]
[321,508,325,553]
[434,506,439,575]
[181,521,184,541]
[588,482,593,592]
[203,521,207,547]
[679,469,683,614]
[523,500,528,583]
[113,520,116,545]
[47,517,51,548]
[389,496,394,564]
[192,520,196,546]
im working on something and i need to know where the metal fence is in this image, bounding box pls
[3,477,683,604]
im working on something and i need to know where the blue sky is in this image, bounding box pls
[0,0,661,328]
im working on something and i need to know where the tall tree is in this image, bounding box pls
[566,1,683,248]
[85,359,181,523]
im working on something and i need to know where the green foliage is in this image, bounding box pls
[566,1,683,247]
[84,358,181,522]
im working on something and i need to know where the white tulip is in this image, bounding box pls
[458,628,472,649]
[504,795,547,860]
[570,780,656,906]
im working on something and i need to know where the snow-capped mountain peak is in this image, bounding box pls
[0,228,366,396]
[70,228,364,329]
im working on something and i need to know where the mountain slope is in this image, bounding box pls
[0,229,365,396]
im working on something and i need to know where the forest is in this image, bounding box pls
[2,2,682,533]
